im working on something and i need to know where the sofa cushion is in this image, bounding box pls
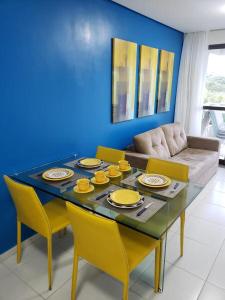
[171,148,218,185]
[133,127,171,158]
[161,123,187,156]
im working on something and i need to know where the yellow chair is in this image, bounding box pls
[96,145,125,163]
[4,176,70,290]
[146,158,189,257]
[66,202,160,300]
[146,158,189,182]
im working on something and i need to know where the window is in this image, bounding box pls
[204,45,225,106]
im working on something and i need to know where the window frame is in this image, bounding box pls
[203,43,225,111]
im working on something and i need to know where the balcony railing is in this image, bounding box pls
[202,105,225,161]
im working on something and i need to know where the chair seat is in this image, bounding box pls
[118,224,159,271]
[44,198,69,233]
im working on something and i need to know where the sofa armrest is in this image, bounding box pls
[187,136,220,152]
[125,151,150,170]
[125,144,136,152]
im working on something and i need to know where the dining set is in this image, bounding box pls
[4,146,202,299]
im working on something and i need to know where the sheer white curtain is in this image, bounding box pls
[175,32,209,135]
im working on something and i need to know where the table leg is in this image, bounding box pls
[158,232,168,293]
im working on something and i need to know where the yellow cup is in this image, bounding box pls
[108,165,118,176]
[77,178,90,191]
[119,160,130,171]
[95,171,107,183]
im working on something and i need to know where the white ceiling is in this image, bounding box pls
[112,0,225,33]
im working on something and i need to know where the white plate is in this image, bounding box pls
[42,168,74,181]
[141,174,168,186]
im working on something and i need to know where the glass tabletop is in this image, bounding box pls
[11,155,202,240]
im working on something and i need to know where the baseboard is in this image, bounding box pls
[0,233,40,263]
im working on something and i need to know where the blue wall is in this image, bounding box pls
[0,0,183,254]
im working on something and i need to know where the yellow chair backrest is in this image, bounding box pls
[4,176,50,237]
[96,146,125,163]
[66,202,129,281]
[146,158,189,182]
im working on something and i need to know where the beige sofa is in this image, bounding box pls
[125,123,220,186]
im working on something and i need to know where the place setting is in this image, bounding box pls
[29,167,90,190]
[64,157,111,173]
[76,158,103,169]
[42,168,74,181]
[121,171,187,199]
[107,189,144,209]
[89,185,166,223]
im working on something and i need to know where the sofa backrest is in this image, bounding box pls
[133,127,171,158]
[161,123,187,156]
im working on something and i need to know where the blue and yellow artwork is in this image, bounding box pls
[157,50,175,113]
[112,38,137,123]
[138,45,158,117]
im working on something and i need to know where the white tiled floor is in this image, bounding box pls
[1,166,225,299]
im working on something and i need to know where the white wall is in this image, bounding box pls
[209,29,225,45]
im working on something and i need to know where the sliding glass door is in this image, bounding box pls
[202,44,225,163]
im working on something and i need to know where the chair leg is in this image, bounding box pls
[180,211,185,257]
[71,249,79,300]
[154,245,160,293]
[47,237,52,290]
[122,279,129,300]
[17,219,21,264]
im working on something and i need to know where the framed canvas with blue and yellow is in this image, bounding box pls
[112,38,137,123]
[138,45,159,117]
[157,50,175,113]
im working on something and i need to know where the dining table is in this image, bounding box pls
[11,155,203,292]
